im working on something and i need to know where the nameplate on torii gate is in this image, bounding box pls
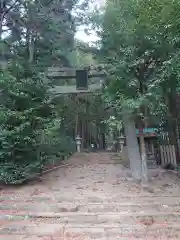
[47,66,106,94]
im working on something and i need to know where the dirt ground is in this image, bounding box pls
[0,152,180,240]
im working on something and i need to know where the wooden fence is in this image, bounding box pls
[122,145,177,167]
[160,145,177,166]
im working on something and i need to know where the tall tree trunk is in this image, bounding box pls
[165,92,180,163]
[0,14,3,69]
[139,127,148,182]
[75,111,79,136]
[0,15,3,39]
[0,5,5,68]
[123,115,142,180]
[26,2,35,64]
[0,1,5,40]
[28,35,34,64]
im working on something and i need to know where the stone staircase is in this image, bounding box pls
[0,152,180,239]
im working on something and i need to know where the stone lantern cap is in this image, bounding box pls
[75,135,82,144]
[117,135,125,144]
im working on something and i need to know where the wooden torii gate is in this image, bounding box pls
[47,66,107,150]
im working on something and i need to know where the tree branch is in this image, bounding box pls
[0,0,19,32]
[4,0,19,15]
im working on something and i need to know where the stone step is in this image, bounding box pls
[0,214,179,230]
[77,160,123,164]
[0,236,31,240]
[62,226,180,239]
[0,223,180,238]
[0,199,180,209]
[1,211,180,223]
[0,237,177,240]
[80,162,123,165]
[0,237,178,240]
[0,196,180,204]
[0,202,179,213]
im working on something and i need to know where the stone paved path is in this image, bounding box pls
[1,152,180,239]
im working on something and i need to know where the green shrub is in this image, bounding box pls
[0,67,75,184]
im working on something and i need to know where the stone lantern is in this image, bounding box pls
[117,135,125,152]
[75,134,82,153]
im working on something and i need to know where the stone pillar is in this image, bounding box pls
[76,135,82,153]
[117,136,125,152]
[106,132,114,151]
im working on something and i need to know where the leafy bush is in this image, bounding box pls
[39,119,76,164]
[0,67,75,184]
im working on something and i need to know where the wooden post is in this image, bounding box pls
[151,141,155,157]
[81,119,85,149]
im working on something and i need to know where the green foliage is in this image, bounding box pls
[99,0,180,127]
[0,67,46,183]
[0,0,106,184]
[0,67,76,184]
[40,119,76,162]
[102,116,123,134]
